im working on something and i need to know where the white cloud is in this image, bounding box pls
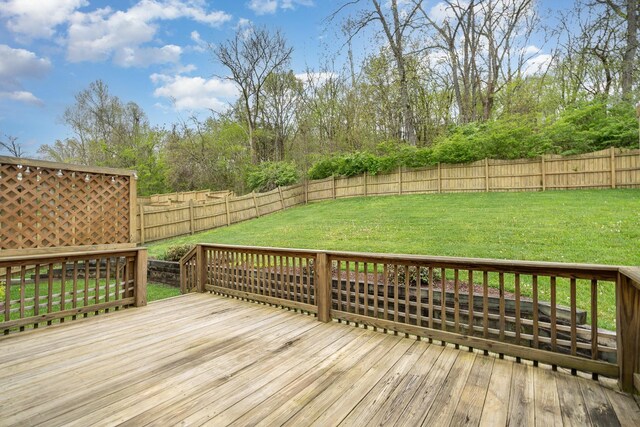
[114,45,182,67]
[523,53,552,77]
[294,71,335,85]
[151,73,238,111]
[0,45,51,86]
[247,0,313,15]
[0,91,44,106]
[2,1,232,67]
[248,0,278,15]
[0,0,87,39]
[190,30,207,52]
[429,1,466,23]
[282,0,314,10]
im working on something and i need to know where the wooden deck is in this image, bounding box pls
[1,293,639,426]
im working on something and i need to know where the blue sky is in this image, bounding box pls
[0,0,566,156]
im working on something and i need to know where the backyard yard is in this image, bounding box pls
[148,189,640,330]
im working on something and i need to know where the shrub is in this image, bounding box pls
[387,265,441,286]
[308,157,339,180]
[246,161,299,193]
[162,244,195,262]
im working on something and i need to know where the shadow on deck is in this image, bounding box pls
[1,293,639,426]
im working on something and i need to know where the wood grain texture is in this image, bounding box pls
[1,292,636,426]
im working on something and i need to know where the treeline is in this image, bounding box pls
[31,0,640,195]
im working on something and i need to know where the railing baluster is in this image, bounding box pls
[373,263,379,321]
[532,275,539,349]
[114,258,120,303]
[346,261,351,314]
[72,262,78,313]
[105,258,110,313]
[3,267,9,334]
[428,267,434,329]
[499,273,505,342]
[394,264,399,323]
[383,264,389,322]
[591,279,598,361]
[19,266,26,330]
[95,258,100,315]
[570,278,577,357]
[454,269,460,334]
[34,265,40,327]
[515,273,521,345]
[441,268,446,332]
[416,266,422,328]
[364,262,369,317]
[355,262,360,316]
[468,270,474,336]
[551,276,557,353]
[59,263,66,323]
[47,264,54,325]
[483,271,489,339]
[404,264,410,327]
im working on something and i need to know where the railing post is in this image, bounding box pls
[134,249,148,307]
[197,245,207,293]
[316,252,331,323]
[617,270,640,393]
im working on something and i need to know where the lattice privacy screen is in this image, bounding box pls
[0,161,133,251]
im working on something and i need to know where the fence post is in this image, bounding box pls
[485,158,490,192]
[364,172,368,196]
[134,249,148,307]
[541,155,546,191]
[398,167,403,195]
[197,245,207,293]
[316,252,331,322]
[332,176,336,199]
[617,270,640,393]
[610,147,617,189]
[225,196,231,226]
[189,199,195,234]
[304,180,309,204]
[278,186,285,210]
[437,163,442,193]
[252,192,260,217]
[139,204,146,245]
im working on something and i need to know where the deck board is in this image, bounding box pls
[0,293,638,427]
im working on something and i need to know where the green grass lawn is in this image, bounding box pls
[147,189,639,330]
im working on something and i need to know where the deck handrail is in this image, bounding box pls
[1,248,147,334]
[185,243,640,393]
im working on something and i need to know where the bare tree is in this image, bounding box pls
[417,0,537,122]
[213,26,293,163]
[336,0,422,145]
[0,133,24,157]
[596,0,639,99]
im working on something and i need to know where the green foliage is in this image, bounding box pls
[544,100,638,155]
[308,144,435,180]
[246,161,299,192]
[162,244,195,262]
[308,157,340,180]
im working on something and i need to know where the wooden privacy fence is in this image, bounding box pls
[138,189,232,206]
[138,148,639,244]
[0,156,137,255]
[181,244,640,393]
[0,247,147,334]
[138,185,304,243]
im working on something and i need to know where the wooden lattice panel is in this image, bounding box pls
[0,160,133,251]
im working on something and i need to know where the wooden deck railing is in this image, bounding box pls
[181,244,640,393]
[1,248,147,334]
